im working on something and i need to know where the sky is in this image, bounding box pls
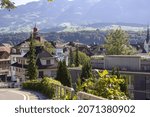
[12,0,40,6]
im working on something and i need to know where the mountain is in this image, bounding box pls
[0,0,149,33]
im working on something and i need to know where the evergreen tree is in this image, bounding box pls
[81,61,93,82]
[75,46,79,67]
[26,34,38,80]
[69,47,74,67]
[56,61,71,87]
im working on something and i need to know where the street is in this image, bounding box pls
[0,89,46,100]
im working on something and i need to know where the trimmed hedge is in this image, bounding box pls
[22,77,61,99]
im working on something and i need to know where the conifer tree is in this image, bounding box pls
[26,34,38,80]
[56,61,71,87]
[81,61,93,82]
[69,47,74,67]
[75,46,79,67]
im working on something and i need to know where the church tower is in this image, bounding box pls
[33,24,38,38]
[144,26,150,53]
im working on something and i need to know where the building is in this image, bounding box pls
[91,55,150,100]
[11,46,58,83]
[144,26,150,53]
[0,43,12,81]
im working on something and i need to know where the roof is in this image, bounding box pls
[12,60,57,70]
[106,55,141,58]
[0,51,9,59]
[0,46,11,53]
[23,46,54,58]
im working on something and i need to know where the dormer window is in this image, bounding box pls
[46,60,51,65]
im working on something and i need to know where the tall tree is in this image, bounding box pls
[73,51,90,66]
[81,61,93,82]
[75,46,79,67]
[56,61,71,87]
[105,28,136,55]
[26,34,38,80]
[69,47,74,67]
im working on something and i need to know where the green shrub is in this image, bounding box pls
[22,77,61,99]
[22,80,41,91]
[40,77,61,99]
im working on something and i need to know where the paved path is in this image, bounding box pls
[0,88,47,100]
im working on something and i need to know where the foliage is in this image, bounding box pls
[73,50,90,66]
[44,41,55,53]
[78,70,128,100]
[56,61,71,87]
[0,0,53,10]
[95,75,128,100]
[26,34,38,80]
[81,78,96,95]
[22,80,41,91]
[76,76,82,92]
[95,70,128,100]
[105,28,136,55]
[0,0,15,10]
[22,77,61,99]
[75,46,79,67]
[69,47,74,67]
[80,61,93,82]
[40,77,61,99]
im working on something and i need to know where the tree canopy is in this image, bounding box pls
[0,0,15,10]
[73,50,90,66]
[0,0,54,10]
[79,70,128,100]
[105,28,136,55]
[26,34,38,80]
[56,61,71,87]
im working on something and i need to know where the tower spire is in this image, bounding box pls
[146,25,150,43]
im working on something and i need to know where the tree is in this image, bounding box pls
[0,0,15,10]
[26,34,38,80]
[73,50,90,66]
[75,46,79,67]
[0,0,53,10]
[81,61,93,82]
[56,61,71,87]
[105,28,136,55]
[69,47,74,67]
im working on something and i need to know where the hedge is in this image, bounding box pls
[22,77,61,99]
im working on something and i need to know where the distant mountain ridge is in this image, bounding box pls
[0,0,149,33]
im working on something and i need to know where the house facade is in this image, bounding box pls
[144,26,150,53]
[91,55,150,100]
[11,46,58,83]
[0,44,11,81]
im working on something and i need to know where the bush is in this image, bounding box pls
[40,77,61,99]
[22,77,61,99]
[22,80,41,91]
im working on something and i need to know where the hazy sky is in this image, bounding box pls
[12,0,40,6]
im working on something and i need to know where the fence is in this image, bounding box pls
[53,84,75,100]
[52,83,106,100]
[77,91,106,100]
[0,82,9,88]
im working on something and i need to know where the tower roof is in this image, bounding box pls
[146,26,150,43]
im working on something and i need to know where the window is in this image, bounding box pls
[39,71,44,78]
[46,60,51,65]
